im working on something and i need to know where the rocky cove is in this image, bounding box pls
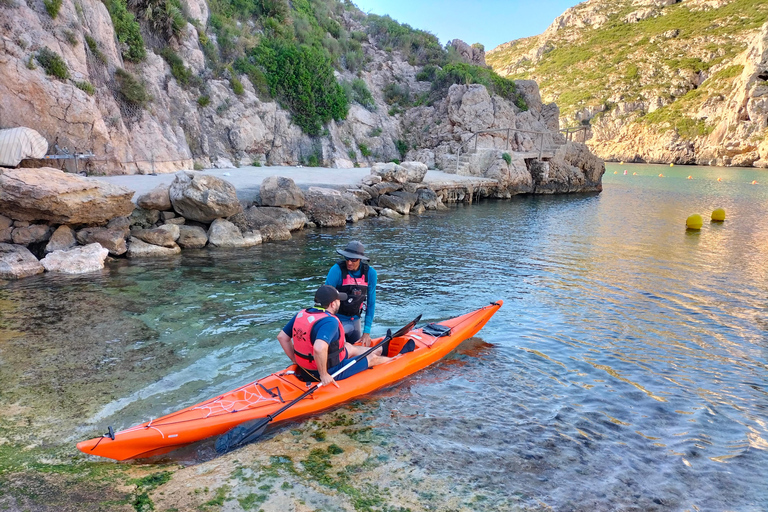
[0,127,605,279]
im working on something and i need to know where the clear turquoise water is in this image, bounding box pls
[1,161,767,510]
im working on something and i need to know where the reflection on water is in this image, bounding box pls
[1,162,768,510]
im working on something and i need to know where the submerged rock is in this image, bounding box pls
[0,243,44,279]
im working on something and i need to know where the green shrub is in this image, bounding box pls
[231,75,245,95]
[63,29,78,46]
[84,35,107,63]
[159,47,193,86]
[502,152,511,165]
[251,160,262,167]
[347,148,356,159]
[395,139,408,160]
[197,95,210,107]
[365,14,447,66]
[368,127,382,137]
[383,82,411,107]
[416,64,439,82]
[75,80,95,95]
[252,38,348,135]
[114,68,151,107]
[44,0,62,18]
[307,153,320,167]
[103,0,145,61]
[343,78,376,111]
[358,143,371,157]
[37,47,69,79]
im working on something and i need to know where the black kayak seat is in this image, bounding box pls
[421,323,452,338]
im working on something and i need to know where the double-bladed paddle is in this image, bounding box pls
[215,314,422,453]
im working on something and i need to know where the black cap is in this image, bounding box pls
[336,240,369,261]
[314,285,347,308]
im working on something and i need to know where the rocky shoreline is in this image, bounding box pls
[0,145,604,280]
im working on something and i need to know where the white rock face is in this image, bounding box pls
[41,243,109,274]
[0,243,44,279]
[207,219,262,248]
[169,172,242,222]
[127,237,182,258]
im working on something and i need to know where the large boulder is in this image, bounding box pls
[169,172,242,222]
[45,225,77,253]
[0,168,135,224]
[370,162,408,184]
[127,237,182,258]
[11,223,51,245]
[137,184,172,211]
[131,225,180,248]
[260,176,305,209]
[76,226,129,256]
[229,206,308,233]
[301,189,367,227]
[0,243,44,279]
[0,215,12,243]
[40,243,109,274]
[207,218,262,248]
[177,225,208,249]
[400,161,428,183]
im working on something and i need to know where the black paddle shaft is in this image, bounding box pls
[215,314,422,453]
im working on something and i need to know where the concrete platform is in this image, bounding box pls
[89,165,500,204]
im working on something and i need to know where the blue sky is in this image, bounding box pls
[352,0,581,51]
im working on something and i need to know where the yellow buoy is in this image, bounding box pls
[633,172,637,175]
[717,177,722,182]
[614,171,618,174]
[711,208,726,222]
[687,175,692,180]
[620,161,624,165]
[659,173,664,177]
[686,214,703,230]
[670,163,674,167]
[752,180,758,185]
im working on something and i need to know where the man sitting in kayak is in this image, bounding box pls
[325,240,377,347]
[277,285,390,387]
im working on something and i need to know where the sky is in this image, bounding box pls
[351,0,581,51]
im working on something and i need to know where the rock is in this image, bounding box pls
[368,182,402,199]
[229,206,308,233]
[302,190,354,227]
[447,84,494,132]
[207,219,262,248]
[76,227,128,256]
[127,237,182,258]
[378,191,417,215]
[448,39,486,66]
[177,225,208,248]
[40,243,109,274]
[46,225,77,253]
[164,217,186,225]
[131,225,179,248]
[416,188,440,210]
[0,243,44,279]
[400,161,428,183]
[371,162,408,183]
[11,223,51,245]
[258,224,292,242]
[107,216,132,235]
[260,176,305,209]
[0,215,11,231]
[347,189,372,202]
[169,172,242,222]
[137,184,172,211]
[361,175,382,186]
[0,168,134,224]
[160,211,176,221]
[129,207,161,229]
[380,208,403,219]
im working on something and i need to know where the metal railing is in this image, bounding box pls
[560,125,589,143]
[456,128,554,173]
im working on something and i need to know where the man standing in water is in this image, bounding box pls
[325,240,378,346]
[277,285,389,386]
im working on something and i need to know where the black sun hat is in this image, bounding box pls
[336,240,369,261]
[314,285,348,308]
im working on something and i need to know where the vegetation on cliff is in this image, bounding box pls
[487,0,768,139]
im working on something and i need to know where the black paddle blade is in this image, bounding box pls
[215,418,270,453]
[393,314,421,338]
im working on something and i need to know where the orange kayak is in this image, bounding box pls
[77,300,502,461]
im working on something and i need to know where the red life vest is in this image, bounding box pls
[336,260,369,317]
[292,309,346,371]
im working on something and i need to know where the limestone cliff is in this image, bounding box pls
[487,0,768,167]
[0,0,601,182]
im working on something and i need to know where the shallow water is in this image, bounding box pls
[2,162,768,510]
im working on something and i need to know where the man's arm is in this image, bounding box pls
[313,340,338,387]
[362,266,378,335]
[324,263,342,288]
[277,330,295,363]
